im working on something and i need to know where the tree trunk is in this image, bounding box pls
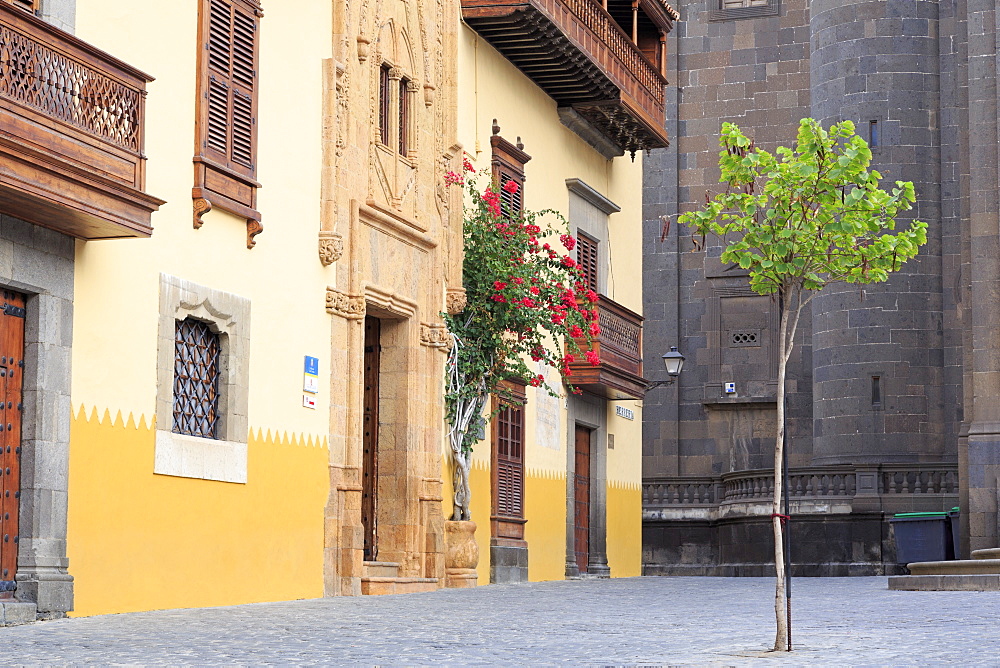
[452,449,472,521]
[772,297,790,652]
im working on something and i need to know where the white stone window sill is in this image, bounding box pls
[154,430,248,484]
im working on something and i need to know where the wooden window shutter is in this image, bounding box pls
[202,0,258,177]
[577,232,599,289]
[492,381,526,521]
[193,0,264,248]
[490,122,531,218]
[5,0,37,13]
[378,64,391,146]
[398,77,411,155]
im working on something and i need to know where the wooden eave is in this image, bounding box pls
[462,0,670,154]
[0,4,164,240]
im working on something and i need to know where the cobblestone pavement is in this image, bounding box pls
[2,576,999,666]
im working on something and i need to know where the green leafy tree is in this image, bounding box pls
[679,118,927,651]
[444,160,600,521]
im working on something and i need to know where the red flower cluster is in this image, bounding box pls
[445,171,464,186]
[463,156,475,173]
[503,179,519,195]
[560,234,576,250]
[482,188,502,218]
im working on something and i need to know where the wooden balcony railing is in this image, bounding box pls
[567,294,645,399]
[0,4,163,239]
[462,0,672,156]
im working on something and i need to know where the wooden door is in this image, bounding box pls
[574,424,591,574]
[0,290,25,599]
[362,316,380,561]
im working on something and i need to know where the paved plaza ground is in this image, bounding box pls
[2,576,999,665]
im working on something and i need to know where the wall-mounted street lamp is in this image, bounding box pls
[646,346,685,389]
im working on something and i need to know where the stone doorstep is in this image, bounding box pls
[972,548,1000,560]
[888,574,1000,591]
[0,599,37,626]
[362,561,401,578]
[906,559,1000,576]
[360,577,439,596]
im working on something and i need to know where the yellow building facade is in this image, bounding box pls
[0,0,672,620]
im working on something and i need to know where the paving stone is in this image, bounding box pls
[1,577,999,665]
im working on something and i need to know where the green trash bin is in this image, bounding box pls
[889,512,951,564]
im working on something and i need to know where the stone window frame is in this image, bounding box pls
[154,274,250,484]
[566,178,620,297]
[708,0,779,22]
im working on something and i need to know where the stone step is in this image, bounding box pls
[360,577,439,596]
[0,599,37,626]
[906,559,1000,576]
[972,548,1000,560]
[889,574,1000,591]
[362,561,400,578]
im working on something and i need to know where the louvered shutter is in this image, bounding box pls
[490,127,531,219]
[498,171,523,218]
[493,386,525,520]
[577,232,599,289]
[202,0,258,179]
[6,0,37,12]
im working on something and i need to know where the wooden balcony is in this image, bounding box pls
[462,0,675,157]
[568,294,645,399]
[0,4,164,240]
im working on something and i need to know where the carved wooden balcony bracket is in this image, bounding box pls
[192,178,264,250]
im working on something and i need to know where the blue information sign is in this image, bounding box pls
[304,356,319,376]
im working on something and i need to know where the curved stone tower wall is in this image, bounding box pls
[809,0,947,465]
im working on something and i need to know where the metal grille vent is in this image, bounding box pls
[173,318,220,439]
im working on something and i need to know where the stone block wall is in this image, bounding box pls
[642,0,998,573]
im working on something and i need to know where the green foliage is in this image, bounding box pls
[679,118,927,296]
[443,164,599,454]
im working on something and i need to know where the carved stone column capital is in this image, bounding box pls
[319,231,344,266]
[446,288,467,315]
[326,287,365,319]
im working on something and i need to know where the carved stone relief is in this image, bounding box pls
[319,231,344,266]
[446,288,466,315]
[420,322,451,349]
[326,287,366,319]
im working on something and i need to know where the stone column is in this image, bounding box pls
[964,0,1000,552]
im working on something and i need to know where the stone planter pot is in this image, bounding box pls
[444,520,479,588]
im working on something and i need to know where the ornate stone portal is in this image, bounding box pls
[326,0,462,596]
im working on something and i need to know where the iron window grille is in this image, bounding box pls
[172,317,221,439]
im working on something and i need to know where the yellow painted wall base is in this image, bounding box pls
[606,481,642,578]
[525,470,568,582]
[67,408,329,617]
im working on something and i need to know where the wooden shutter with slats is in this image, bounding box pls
[491,380,528,545]
[577,231,599,289]
[193,0,264,248]
[490,123,531,219]
[5,0,37,13]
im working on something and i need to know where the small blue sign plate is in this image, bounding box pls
[304,356,319,376]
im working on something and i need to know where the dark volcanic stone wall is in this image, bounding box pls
[642,0,980,575]
[809,0,948,466]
